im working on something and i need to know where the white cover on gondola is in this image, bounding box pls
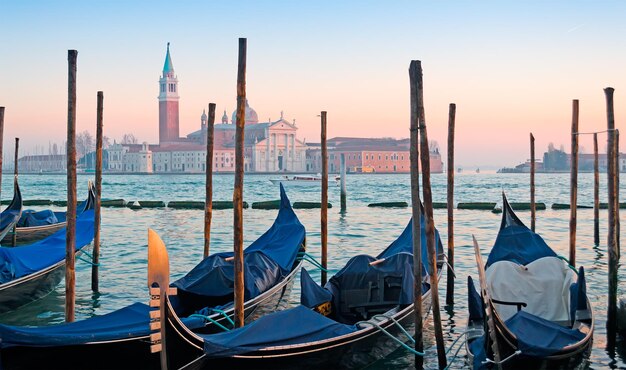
[486,256,575,322]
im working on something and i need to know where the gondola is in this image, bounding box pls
[0,184,306,370]
[1,182,95,246]
[158,211,444,370]
[0,176,23,243]
[0,207,96,314]
[466,194,594,369]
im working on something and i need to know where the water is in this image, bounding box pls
[1,172,625,369]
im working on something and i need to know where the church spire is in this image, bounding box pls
[163,42,175,77]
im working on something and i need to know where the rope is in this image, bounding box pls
[372,314,415,344]
[188,314,231,332]
[297,253,329,272]
[573,129,618,136]
[557,255,579,274]
[482,350,522,365]
[77,253,100,266]
[202,308,235,327]
[356,320,425,357]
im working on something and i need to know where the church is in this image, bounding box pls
[107,43,307,173]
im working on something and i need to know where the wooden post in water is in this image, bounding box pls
[415,61,447,370]
[530,133,536,232]
[615,129,620,258]
[0,107,4,203]
[233,39,246,328]
[65,49,78,322]
[11,137,18,247]
[569,100,579,267]
[445,103,455,306]
[320,111,328,286]
[606,87,618,346]
[594,133,600,246]
[203,103,216,259]
[408,60,424,370]
[340,153,346,211]
[92,91,103,292]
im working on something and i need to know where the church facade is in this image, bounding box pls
[106,43,306,173]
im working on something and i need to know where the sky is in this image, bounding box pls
[1,0,625,168]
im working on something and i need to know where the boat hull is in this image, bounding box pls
[0,260,66,314]
[465,299,594,370]
[0,259,302,370]
[2,222,66,246]
[166,271,440,370]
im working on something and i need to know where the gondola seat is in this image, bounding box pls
[486,256,575,323]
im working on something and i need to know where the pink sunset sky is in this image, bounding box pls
[1,1,625,168]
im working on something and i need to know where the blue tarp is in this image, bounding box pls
[17,210,59,227]
[505,310,585,357]
[0,303,204,348]
[0,210,95,284]
[467,276,483,321]
[202,305,357,357]
[485,195,556,268]
[172,184,305,312]
[376,216,443,275]
[300,268,333,309]
[569,266,588,325]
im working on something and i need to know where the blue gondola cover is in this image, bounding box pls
[505,310,585,357]
[0,303,204,348]
[300,268,333,309]
[172,184,305,308]
[17,210,59,227]
[0,209,95,284]
[202,305,357,357]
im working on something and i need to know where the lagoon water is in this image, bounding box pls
[1,172,625,369]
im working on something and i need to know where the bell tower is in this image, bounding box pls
[158,42,180,144]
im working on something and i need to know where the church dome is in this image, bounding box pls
[231,99,259,125]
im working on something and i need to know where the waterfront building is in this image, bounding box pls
[305,137,444,174]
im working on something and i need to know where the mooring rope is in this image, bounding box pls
[482,350,522,365]
[77,251,100,266]
[188,314,231,332]
[355,320,425,356]
[297,252,329,272]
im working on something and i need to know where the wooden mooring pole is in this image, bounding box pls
[65,49,78,322]
[615,129,620,258]
[11,137,18,247]
[92,91,103,292]
[530,133,536,232]
[321,111,328,286]
[233,39,246,328]
[408,60,424,370]
[415,60,447,370]
[0,107,4,202]
[594,133,600,246]
[445,103,455,306]
[569,100,579,267]
[203,103,216,259]
[606,87,618,346]
[340,153,346,211]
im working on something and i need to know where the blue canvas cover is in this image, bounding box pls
[0,210,95,284]
[376,216,443,275]
[300,268,333,309]
[569,266,588,325]
[202,305,356,357]
[505,310,585,357]
[485,194,556,268]
[17,210,59,227]
[0,302,204,348]
[172,184,305,312]
[467,276,484,321]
